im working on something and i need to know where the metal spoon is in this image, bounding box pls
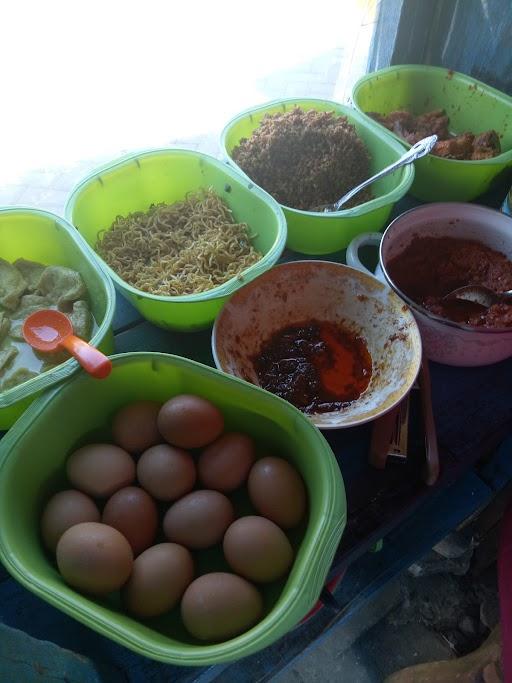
[320,134,438,212]
[444,285,512,308]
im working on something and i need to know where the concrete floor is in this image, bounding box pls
[0,573,455,683]
[275,578,454,683]
[1,5,469,680]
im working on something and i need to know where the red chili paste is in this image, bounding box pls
[252,320,372,413]
[387,236,512,327]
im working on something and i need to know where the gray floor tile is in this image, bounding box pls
[277,646,379,683]
[0,185,29,205]
[361,620,454,681]
[50,163,100,192]
[16,187,68,211]
[274,581,402,682]
[18,168,63,188]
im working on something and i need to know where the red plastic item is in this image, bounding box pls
[498,500,512,683]
[23,309,111,379]
[300,570,346,624]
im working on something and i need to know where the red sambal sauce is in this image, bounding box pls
[252,320,372,414]
[386,236,512,328]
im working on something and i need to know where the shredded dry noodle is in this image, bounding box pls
[95,189,262,296]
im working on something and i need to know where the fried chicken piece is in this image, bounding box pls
[389,112,415,140]
[368,110,415,139]
[434,133,475,159]
[472,148,498,160]
[414,109,451,139]
[471,130,501,159]
[367,112,387,126]
[368,108,502,161]
[474,130,501,152]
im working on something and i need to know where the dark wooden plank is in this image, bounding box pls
[430,359,512,460]
[114,321,213,367]
[112,291,143,333]
[478,435,512,491]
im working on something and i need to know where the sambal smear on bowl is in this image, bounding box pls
[252,320,372,414]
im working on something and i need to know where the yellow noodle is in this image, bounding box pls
[95,189,262,296]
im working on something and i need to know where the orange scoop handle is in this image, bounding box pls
[60,334,112,379]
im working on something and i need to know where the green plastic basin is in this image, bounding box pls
[0,208,115,430]
[65,149,287,331]
[221,98,414,255]
[0,352,346,665]
[352,65,512,201]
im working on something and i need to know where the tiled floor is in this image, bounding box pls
[0,1,377,217]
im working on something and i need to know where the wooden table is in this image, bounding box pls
[0,193,511,682]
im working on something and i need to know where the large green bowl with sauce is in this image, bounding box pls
[352,65,512,201]
[0,208,115,430]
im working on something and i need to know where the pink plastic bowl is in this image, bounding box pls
[346,203,512,367]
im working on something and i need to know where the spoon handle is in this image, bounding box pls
[60,335,112,379]
[331,134,438,211]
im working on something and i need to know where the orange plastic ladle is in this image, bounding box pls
[23,309,112,379]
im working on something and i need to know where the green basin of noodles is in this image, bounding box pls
[95,188,263,298]
[65,149,287,331]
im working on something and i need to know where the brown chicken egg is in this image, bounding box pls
[157,394,224,449]
[248,456,306,528]
[41,489,100,552]
[122,543,194,618]
[66,443,135,498]
[198,432,255,492]
[181,572,263,641]
[102,486,158,555]
[223,516,293,583]
[137,444,196,501]
[163,490,234,549]
[56,522,133,595]
[112,400,162,453]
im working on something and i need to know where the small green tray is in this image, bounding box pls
[0,208,115,429]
